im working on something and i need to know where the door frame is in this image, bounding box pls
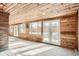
[43,19,61,45]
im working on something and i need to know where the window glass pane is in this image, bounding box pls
[37,22,41,34]
[19,24,25,33]
[9,26,14,33]
[43,20,60,45]
[43,21,50,43]
[51,20,60,45]
[29,22,41,35]
[14,25,19,36]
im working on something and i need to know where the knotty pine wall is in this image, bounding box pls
[78,10,79,50]
[9,12,78,49]
[60,13,78,49]
[0,11,9,51]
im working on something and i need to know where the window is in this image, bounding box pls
[14,25,19,36]
[9,26,14,33]
[43,21,50,43]
[19,24,26,33]
[37,22,42,35]
[43,20,60,45]
[29,22,42,35]
[51,20,60,45]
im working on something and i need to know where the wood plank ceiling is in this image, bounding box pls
[1,3,79,24]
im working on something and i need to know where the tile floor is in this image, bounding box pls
[0,36,78,56]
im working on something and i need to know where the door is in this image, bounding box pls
[43,20,60,45]
[50,20,60,45]
[43,21,51,43]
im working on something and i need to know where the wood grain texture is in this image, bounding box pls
[60,13,78,49]
[8,3,78,49]
[0,3,78,25]
[0,11,9,52]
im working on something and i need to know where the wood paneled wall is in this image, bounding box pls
[9,12,78,49]
[60,13,78,49]
[78,10,79,50]
[6,3,79,25]
[0,11,9,51]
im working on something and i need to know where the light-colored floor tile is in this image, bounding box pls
[0,36,78,56]
[21,45,54,56]
[10,43,46,54]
